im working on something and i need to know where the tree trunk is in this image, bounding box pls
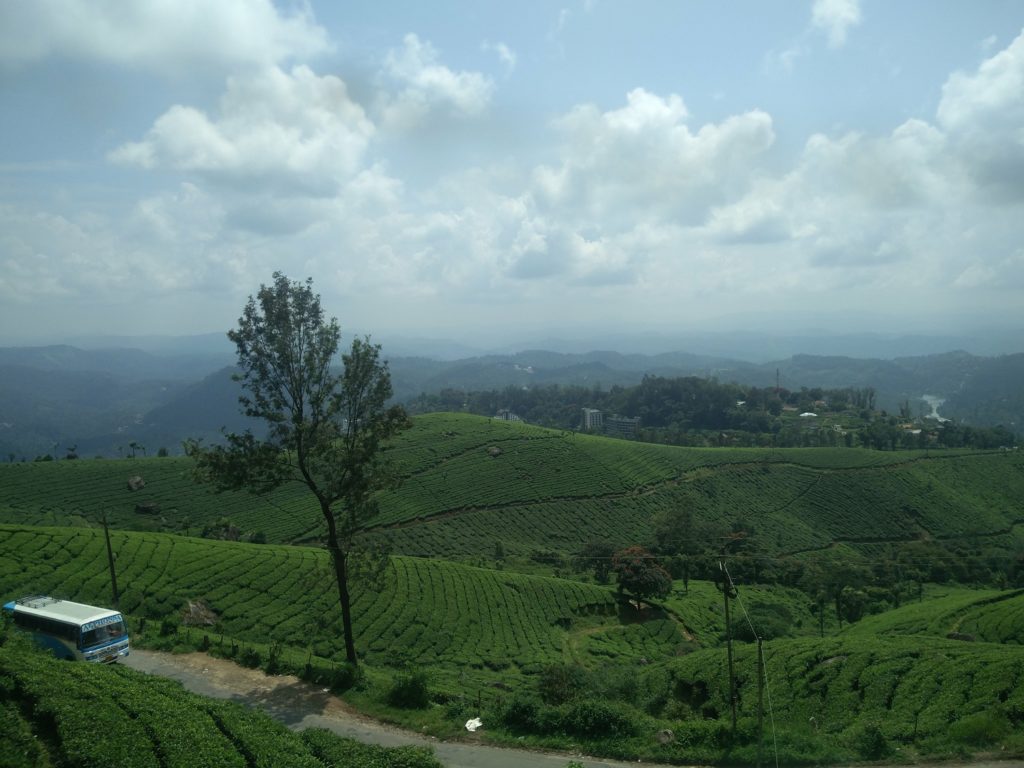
[323,505,358,665]
[332,545,357,665]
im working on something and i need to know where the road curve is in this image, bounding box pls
[121,650,1024,768]
[122,649,669,768]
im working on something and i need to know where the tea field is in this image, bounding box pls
[644,633,1024,763]
[2,413,1021,572]
[4,412,1024,765]
[0,525,698,681]
[0,632,441,768]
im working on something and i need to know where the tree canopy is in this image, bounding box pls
[188,272,409,664]
[612,546,672,606]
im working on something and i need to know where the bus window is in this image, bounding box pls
[80,618,126,649]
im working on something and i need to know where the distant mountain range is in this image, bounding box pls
[1,340,1021,458]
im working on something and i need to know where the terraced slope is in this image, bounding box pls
[0,526,694,677]
[1,413,1022,566]
[0,637,441,768]
[846,587,1024,643]
[653,634,1024,762]
[0,453,320,542]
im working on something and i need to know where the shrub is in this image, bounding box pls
[948,711,1010,746]
[848,721,892,760]
[560,699,639,739]
[496,693,544,733]
[386,672,430,709]
[158,616,178,637]
[264,642,282,675]
[538,662,589,705]
[239,647,261,669]
[330,663,358,692]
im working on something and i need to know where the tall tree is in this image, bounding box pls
[612,546,672,607]
[187,273,409,665]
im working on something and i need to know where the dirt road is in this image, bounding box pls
[122,650,1024,768]
[122,650,667,768]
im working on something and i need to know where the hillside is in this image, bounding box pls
[3,343,1023,457]
[0,631,441,768]
[5,414,1024,763]
[7,525,1024,763]
[3,413,1022,572]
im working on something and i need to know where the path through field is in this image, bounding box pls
[123,650,664,768]
[122,650,1024,768]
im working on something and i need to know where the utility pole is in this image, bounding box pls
[757,637,765,768]
[719,558,738,731]
[101,511,120,609]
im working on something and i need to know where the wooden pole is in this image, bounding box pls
[757,637,765,768]
[102,512,120,609]
[721,559,737,731]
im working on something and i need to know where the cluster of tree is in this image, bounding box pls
[573,503,1024,634]
[408,379,884,428]
[408,378,1019,451]
[199,516,267,544]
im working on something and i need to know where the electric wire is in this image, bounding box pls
[724,561,781,768]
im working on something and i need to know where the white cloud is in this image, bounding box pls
[811,0,862,49]
[0,0,329,73]
[380,34,493,130]
[110,65,374,196]
[764,45,807,74]
[8,26,1024,337]
[535,88,774,226]
[482,41,517,74]
[936,29,1024,199]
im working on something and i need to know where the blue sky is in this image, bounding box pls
[1,1,1023,346]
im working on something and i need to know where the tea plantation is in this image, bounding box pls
[0,628,442,768]
[3,412,1024,764]
[1,413,1021,568]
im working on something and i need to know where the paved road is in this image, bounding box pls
[123,650,670,768]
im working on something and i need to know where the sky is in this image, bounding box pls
[1,1,1023,348]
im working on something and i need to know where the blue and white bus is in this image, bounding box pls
[2,596,129,663]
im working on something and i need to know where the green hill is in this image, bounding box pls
[645,634,1024,763]
[0,631,441,768]
[0,525,682,683]
[846,587,1024,644]
[2,413,1021,572]
[5,412,1024,764]
[5,527,1024,763]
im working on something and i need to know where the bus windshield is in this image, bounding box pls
[80,619,126,649]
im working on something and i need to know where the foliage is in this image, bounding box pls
[0,526,621,671]
[3,413,1023,583]
[613,546,672,605]
[301,728,443,767]
[538,662,590,705]
[492,693,640,739]
[847,720,893,760]
[386,671,430,709]
[657,634,1024,754]
[187,272,409,664]
[572,539,616,583]
[0,637,437,767]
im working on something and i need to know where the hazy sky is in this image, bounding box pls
[2,1,1023,345]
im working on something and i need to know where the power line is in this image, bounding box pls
[724,560,780,768]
